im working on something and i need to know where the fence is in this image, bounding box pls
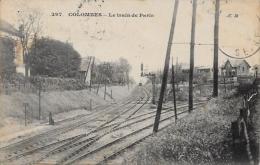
[231,79,258,165]
[0,75,91,95]
[0,75,92,126]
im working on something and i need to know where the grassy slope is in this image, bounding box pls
[97,85,134,101]
[0,85,134,143]
[0,89,111,127]
[125,95,242,165]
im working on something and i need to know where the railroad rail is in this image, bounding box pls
[54,102,204,164]
[0,86,149,164]
[61,103,207,165]
[1,86,208,165]
[54,88,151,164]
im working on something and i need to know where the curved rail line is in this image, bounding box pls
[56,102,204,164]
[55,88,151,164]
[26,87,151,165]
[0,92,143,159]
[2,134,86,163]
[63,103,207,165]
[0,86,150,164]
[1,86,207,165]
[37,97,204,164]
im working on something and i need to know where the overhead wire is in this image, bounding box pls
[170,42,260,59]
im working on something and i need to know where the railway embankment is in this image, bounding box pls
[0,85,132,144]
[124,95,243,165]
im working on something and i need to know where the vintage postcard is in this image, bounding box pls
[0,0,259,164]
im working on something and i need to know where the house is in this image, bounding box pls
[221,59,251,77]
[79,56,95,85]
[251,64,260,77]
[0,20,30,77]
[196,66,213,82]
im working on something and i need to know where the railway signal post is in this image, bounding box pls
[141,72,156,104]
[141,63,156,104]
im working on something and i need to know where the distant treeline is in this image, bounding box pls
[92,57,132,85]
[0,37,133,85]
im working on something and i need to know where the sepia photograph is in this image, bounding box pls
[0,0,259,164]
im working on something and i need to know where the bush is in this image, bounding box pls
[29,38,81,78]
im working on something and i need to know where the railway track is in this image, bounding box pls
[1,86,208,165]
[45,102,204,164]
[0,87,143,151]
[0,86,150,164]
[10,88,150,165]
[51,89,151,164]
[1,134,87,163]
[30,94,203,165]
[60,102,207,165]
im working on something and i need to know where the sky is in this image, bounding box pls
[1,0,259,81]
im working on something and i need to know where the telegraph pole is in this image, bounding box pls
[153,0,179,133]
[89,57,95,92]
[38,81,41,120]
[104,79,107,100]
[175,57,179,89]
[223,71,226,93]
[66,50,69,77]
[189,0,197,112]
[151,74,156,104]
[103,62,110,100]
[171,57,177,121]
[213,0,220,97]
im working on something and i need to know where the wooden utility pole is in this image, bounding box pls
[223,71,226,93]
[89,57,95,92]
[103,62,110,100]
[255,67,258,79]
[23,103,28,126]
[152,74,156,104]
[38,81,41,120]
[127,71,130,91]
[66,50,69,77]
[213,0,220,97]
[171,57,177,121]
[96,75,101,94]
[189,0,197,112]
[104,80,107,100]
[141,63,144,77]
[153,0,179,133]
[175,57,179,89]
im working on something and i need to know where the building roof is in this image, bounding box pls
[196,66,211,70]
[222,59,251,68]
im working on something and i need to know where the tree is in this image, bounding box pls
[18,10,42,77]
[93,58,132,85]
[0,37,16,78]
[29,38,81,77]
